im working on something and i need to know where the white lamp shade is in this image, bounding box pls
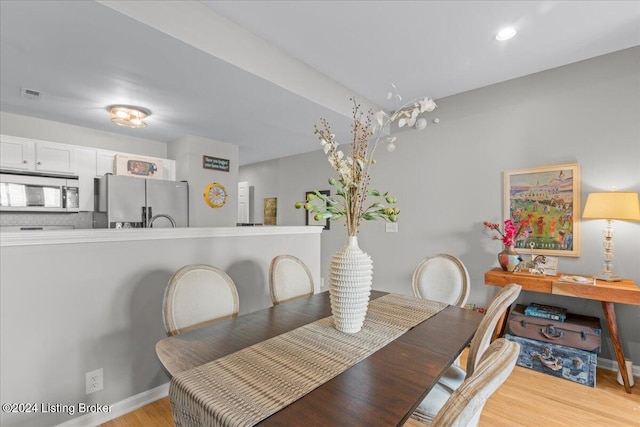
[582,192,640,221]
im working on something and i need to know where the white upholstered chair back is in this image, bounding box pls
[465,283,521,377]
[269,255,314,305]
[410,283,522,424]
[412,254,470,307]
[431,338,519,427]
[162,264,239,336]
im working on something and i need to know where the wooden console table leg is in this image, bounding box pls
[492,307,512,342]
[601,301,632,393]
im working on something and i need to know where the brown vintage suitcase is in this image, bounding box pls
[507,304,601,352]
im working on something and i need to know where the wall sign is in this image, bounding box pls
[202,155,230,172]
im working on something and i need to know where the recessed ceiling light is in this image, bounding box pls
[496,27,517,41]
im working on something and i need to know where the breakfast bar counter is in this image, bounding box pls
[0,226,322,426]
[0,225,322,247]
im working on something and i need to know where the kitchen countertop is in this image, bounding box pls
[0,225,323,247]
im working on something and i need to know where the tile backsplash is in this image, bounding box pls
[0,212,94,229]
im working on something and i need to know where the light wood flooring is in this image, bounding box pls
[100,353,639,427]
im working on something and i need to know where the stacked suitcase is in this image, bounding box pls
[505,304,601,387]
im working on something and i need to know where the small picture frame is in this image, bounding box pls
[305,190,330,230]
[503,163,580,257]
[264,197,277,225]
[541,256,559,276]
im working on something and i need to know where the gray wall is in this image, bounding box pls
[240,47,640,364]
[0,232,320,427]
[169,135,240,227]
[0,112,167,157]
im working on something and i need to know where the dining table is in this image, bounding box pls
[156,290,483,427]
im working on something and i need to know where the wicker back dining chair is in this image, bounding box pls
[412,254,470,307]
[410,283,522,424]
[162,264,239,336]
[269,255,314,305]
[430,338,520,427]
[465,283,522,376]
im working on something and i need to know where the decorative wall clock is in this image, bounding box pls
[203,182,228,208]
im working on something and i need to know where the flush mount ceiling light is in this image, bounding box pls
[107,105,151,128]
[495,26,517,41]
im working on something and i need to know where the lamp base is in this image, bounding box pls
[594,273,623,282]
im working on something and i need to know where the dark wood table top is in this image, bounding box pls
[156,291,483,427]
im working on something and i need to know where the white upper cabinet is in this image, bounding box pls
[0,135,35,170]
[96,149,118,176]
[94,149,175,180]
[1,135,76,174]
[1,134,177,212]
[34,140,76,174]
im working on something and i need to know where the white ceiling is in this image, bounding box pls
[1,1,639,165]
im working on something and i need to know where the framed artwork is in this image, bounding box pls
[503,163,580,257]
[264,197,277,225]
[305,190,330,230]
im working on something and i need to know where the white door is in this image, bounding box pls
[238,181,249,223]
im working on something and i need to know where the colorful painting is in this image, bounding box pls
[503,163,580,257]
[264,198,277,225]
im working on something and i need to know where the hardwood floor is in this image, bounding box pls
[100,357,639,427]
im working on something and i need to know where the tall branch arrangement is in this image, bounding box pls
[296,91,436,236]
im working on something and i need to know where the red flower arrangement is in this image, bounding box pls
[483,215,533,247]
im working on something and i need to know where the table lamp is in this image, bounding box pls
[582,190,640,281]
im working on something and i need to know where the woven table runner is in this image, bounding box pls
[169,293,447,427]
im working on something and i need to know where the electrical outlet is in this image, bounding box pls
[86,368,103,394]
[385,222,398,233]
[320,278,326,289]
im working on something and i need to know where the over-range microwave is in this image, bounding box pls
[0,172,79,212]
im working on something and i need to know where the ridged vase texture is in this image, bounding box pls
[329,236,373,333]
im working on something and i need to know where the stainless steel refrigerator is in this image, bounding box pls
[95,174,189,228]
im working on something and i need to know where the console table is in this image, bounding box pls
[485,268,640,393]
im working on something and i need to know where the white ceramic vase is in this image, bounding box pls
[329,236,373,333]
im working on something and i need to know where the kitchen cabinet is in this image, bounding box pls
[96,149,118,176]
[0,135,34,170]
[95,149,176,180]
[77,149,178,212]
[0,135,75,175]
[74,147,98,211]
[2,134,177,213]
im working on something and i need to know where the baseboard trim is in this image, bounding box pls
[54,383,169,427]
[598,356,639,377]
[54,356,638,426]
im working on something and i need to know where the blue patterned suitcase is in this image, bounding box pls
[504,333,597,387]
